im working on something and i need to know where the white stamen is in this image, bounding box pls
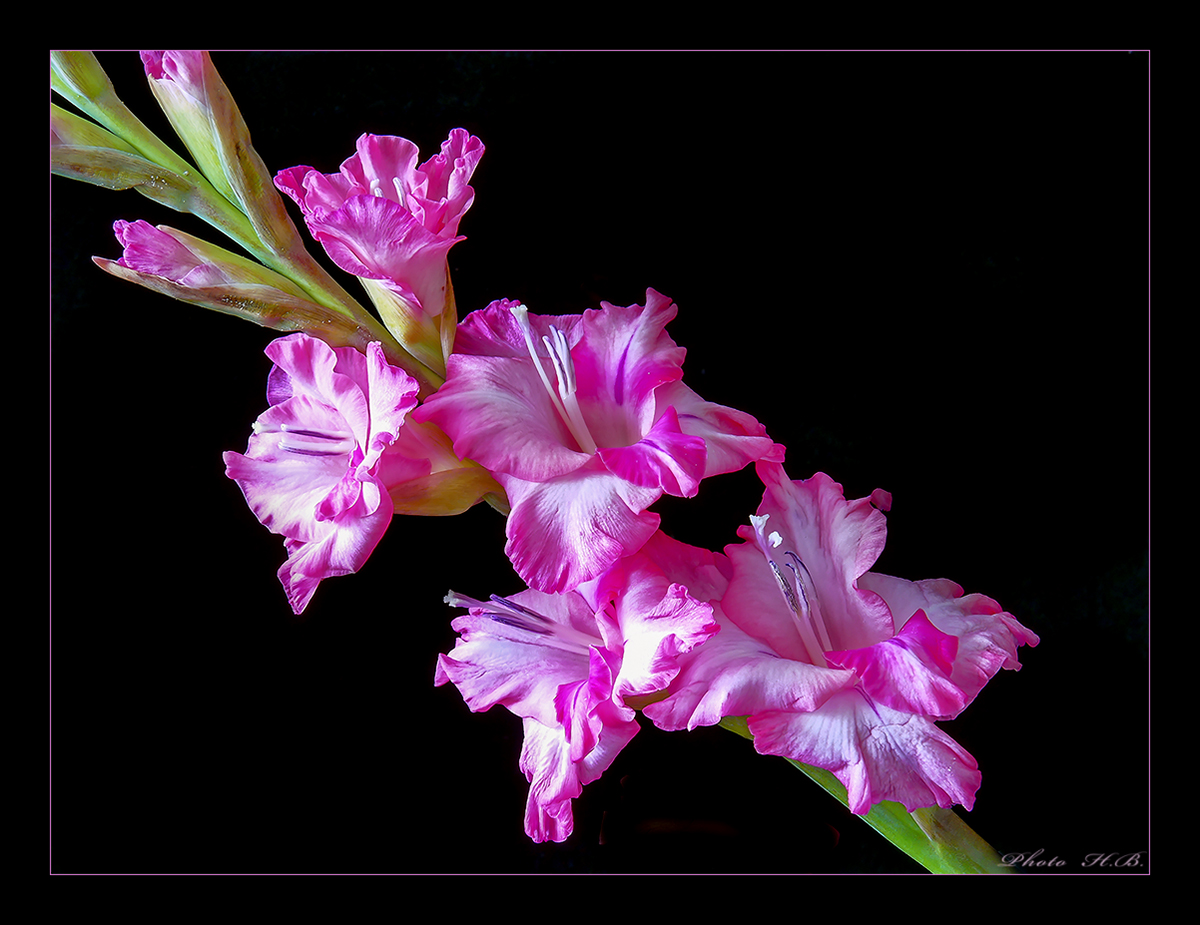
[750,515,829,667]
[367,176,407,205]
[445,589,599,655]
[253,422,356,457]
[509,303,598,454]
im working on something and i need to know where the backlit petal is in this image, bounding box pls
[749,688,982,815]
[503,467,661,594]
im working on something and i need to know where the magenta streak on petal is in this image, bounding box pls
[854,684,884,722]
[510,304,598,454]
[612,340,632,405]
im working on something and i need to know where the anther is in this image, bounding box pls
[784,551,833,652]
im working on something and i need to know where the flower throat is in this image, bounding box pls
[510,303,598,454]
[750,514,833,667]
[252,421,357,457]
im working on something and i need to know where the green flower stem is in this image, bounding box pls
[717,716,1010,874]
[52,58,348,314]
[52,53,201,188]
[52,62,267,267]
[269,243,444,388]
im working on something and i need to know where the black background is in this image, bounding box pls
[51,51,1149,874]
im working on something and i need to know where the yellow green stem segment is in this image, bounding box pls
[718,716,1010,874]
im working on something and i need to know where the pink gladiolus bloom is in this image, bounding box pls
[435,532,719,842]
[112,218,229,286]
[646,462,1039,815]
[274,130,483,323]
[414,289,785,593]
[223,333,423,613]
[109,219,266,288]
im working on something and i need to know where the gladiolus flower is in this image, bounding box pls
[274,131,483,374]
[106,219,306,292]
[435,532,719,842]
[646,462,1039,815]
[223,333,423,613]
[414,289,785,593]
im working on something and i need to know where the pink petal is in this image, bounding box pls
[373,443,433,489]
[263,335,371,449]
[519,718,580,843]
[305,195,459,317]
[275,163,356,215]
[645,605,856,732]
[517,710,638,844]
[362,341,420,454]
[748,687,982,814]
[659,379,786,478]
[721,539,818,663]
[414,353,591,481]
[224,334,423,613]
[635,530,734,603]
[556,658,604,762]
[597,406,707,497]
[342,134,420,200]
[502,466,661,593]
[275,130,483,242]
[826,610,967,718]
[274,488,393,614]
[450,298,584,359]
[570,289,686,446]
[581,543,721,702]
[222,395,352,543]
[436,534,710,844]
[274,131,480,322]
[434,589,600,728]
[411,128,484,235]
[112,219,227,287]
[860,572,1040,714]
